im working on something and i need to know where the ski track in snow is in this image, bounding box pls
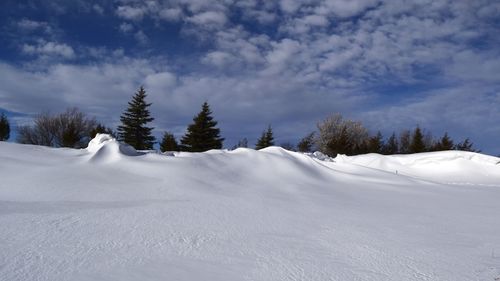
[1,135,500,281]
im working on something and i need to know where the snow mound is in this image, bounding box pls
[86,134,138,162]
[336,150,500,185]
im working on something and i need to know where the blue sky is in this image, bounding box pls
[0,0,499,154]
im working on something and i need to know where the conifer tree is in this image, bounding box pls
[434,132,454,151]
[455,138,478,152]
[117,86,156,150]
[180,102,224,152]
[231,138,248,150]
[90,123,115,139]
[160,132,179,152]
[382,132,399,155]
[255,125,274,149]
[399,130,411,154]
[297,132,315,152]
[0,113,10,141]
[409,126,426,153]
[367,131,384,153]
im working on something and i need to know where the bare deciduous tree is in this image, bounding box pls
[316,113,369,156]
[17,107,97,148]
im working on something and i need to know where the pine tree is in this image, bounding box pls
[434,132,454,151]
[117,86,156,150]
[90,123,115,139]
[231,138,248,150]
[367,131,384,153]
[399,130,411,154]
[255,125,274,149]
[180,102,224,152]
[409,126,426,153]
[160,132,179,152]
[455,138,478,152]
[297,132,315,152]
[0,113,10,141]
[382,132,399,155]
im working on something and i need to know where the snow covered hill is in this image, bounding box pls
[1,134,500,281]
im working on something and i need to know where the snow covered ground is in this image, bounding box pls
[1,134,500,281]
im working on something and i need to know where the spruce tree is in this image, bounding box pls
[367,131,384,153]
[434,132,454,151]
[180,102,224,152]
[90,123,115,139]
[399,130,411,154]
[117,86,156,150]
[382,132,399,155]
[231,138,248,150]
[0,113,10,141]
[160,132,179,152]
[297,132,315,152]
[255,125,274,149]
[409,126,426,153]
[455,138,478,152]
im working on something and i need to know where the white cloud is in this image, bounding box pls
[187,11,227,27]
[17,19,46,30]
[22,41,75,59]
[280,0,301,14]
[92,4,104,15]
[322,0,380,18]
[302,14,329,26]
[158,8,183,21]
[17,19,52,34]
[202,51,234,67]
[119,22,134,33]
[134,30,149,45]
[116,5,146,21]
[144,72,177,98]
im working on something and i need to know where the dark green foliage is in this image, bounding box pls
[280,142,295,151]
[89,123,115,139]
[231,138,248,150]
[409,126,426,153]
[0,113,10,141]
[382,132,399,155]
[180,102,224,152]
[160,132,179,152]
[255,125,274,149]
[117,86,156,150]
[17,108,97,148]
[399,130,411,154]
[433,132,454,151]
[367,131,384,153]
[297,132,315,152]
[455,138,478,152]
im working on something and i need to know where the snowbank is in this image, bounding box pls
[1,138,500,281]
[86,133,138,162]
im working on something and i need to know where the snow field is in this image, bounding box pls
[1,134,500,281]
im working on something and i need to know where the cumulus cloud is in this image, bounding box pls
[17,19,47,31]
[202,51,234,67]
[187,11,227,27]
[134,30,149,45]
[119,22,134,33]
[158,8,183,21]
[2,0,500,153]
[116,5,146,21]
[21,41,75,59]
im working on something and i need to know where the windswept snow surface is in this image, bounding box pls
[1,134,500,281]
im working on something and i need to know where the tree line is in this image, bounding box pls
[0,86,479,156]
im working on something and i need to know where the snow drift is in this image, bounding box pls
[86,133,138,162]
[1,134,500,281]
